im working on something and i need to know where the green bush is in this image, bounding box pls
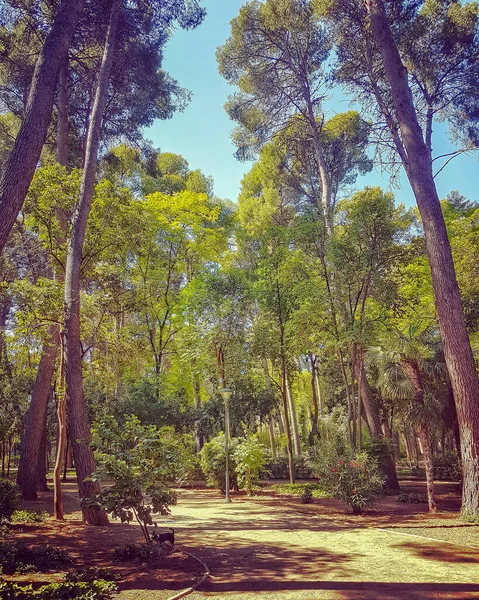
[200,433,238,492]
[66,568,120,583]
[0,578,117,599]
[271,482,328,498]
[313,439,384,513]
[0,479,20,520]
[10,511,49,524]
[112,543,161,561]
[260,456,313,479]
[90,415,179,544]
[396,492,428,504]
[0,541,72,574]
[233,435,269,495]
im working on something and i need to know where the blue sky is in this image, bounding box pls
[147,0,478,206]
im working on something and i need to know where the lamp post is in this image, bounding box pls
[220,387,233,503]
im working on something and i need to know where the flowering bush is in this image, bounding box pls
[327,452,384,513]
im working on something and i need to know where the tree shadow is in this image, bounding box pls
[392,540,479,563]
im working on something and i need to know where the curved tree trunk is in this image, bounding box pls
[286,373,301,457]
[64,0,121,526]
[0,0,86,253]
[356,362,400,491]
[368,0,479,519]
[17,325,59,499]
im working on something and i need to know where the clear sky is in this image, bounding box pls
[147,0,478,206]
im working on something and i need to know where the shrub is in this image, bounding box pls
[313,440,384,513]
[112,543,163,561]
[396,492,428,504]
[66,568,120,583]
[200,433,238,492]
[10,510,48,524]
[0,479,19,520]
[260,455,313,480]
[0,541,72,574]
[0,578,117,599]
[90,415,179,545]
[233,435,269,495]
[272,482,328,499]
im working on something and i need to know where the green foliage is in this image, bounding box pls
[233,434,269,495]
[66,568,120,583]
[272,482,328,499]
[0,578,117,599]
[313,439,384,512]
[0,479,19,520]
[396,492,428,504]
[0,541,72,574]
[200,433,238,492]
[9,510,48,524]
[90,415,180,544]
[112,543,165,562]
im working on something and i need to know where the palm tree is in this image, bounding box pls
[367,321,444,512]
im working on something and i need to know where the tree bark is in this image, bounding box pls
[356,362,400,490]
[286,373,301,457]
[367,0,479,518]
[17,326,59,499]
[54,333,66,520]
[64,0,121,526]
[0,0,86,253]
[308,353,320,446]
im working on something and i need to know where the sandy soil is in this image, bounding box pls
[5,479,479,600]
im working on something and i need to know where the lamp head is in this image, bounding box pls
[220,387,233,402]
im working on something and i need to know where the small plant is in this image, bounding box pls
[0,541,72,574]
[200,433,238,492]
[0,479,20,520]
[396,492,428,504]
[112,543,162,562]
[66,568,120,583]
[272,482,328,498]
[0,578,117,599]
[233,434,269,496]
[10,510,49,524]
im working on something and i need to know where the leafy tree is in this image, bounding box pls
[90,415,180,544]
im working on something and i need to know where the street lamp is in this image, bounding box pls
[220,387,233,503]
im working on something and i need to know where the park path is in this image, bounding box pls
[146,489,479,600]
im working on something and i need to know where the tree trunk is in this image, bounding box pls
[368,0,479,519]
[36,428,49,492]
[64,0,122,526]
[418,425,437,512]
[281,358,295,484]
[308,353,320,446]
[402,357,437,512]
[356,362,400,490]
[17,325,59,499]
[54,333,66,520]
[286,374,301,457]
[0,0,86,253]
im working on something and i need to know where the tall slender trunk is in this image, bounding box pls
[17,325,59,498]
[356,362,400,490]
[368,0,479,519]
[286,374,301,457]
[281,358,295,484]
[36,429,49,492]
[54,333,66,520]
[402,358,437,512]
[0,0,86,253]
[308,353,320,446]
[64,0,121,526]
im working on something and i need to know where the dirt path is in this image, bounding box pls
[140,488,479,600]
[19,482,479,600]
